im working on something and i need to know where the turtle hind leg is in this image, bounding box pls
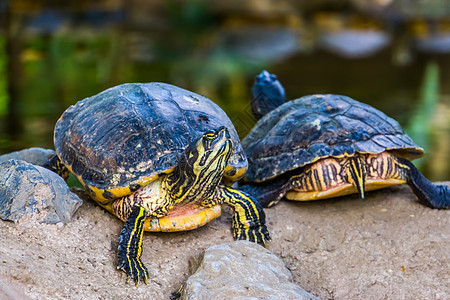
[212,185,271,247]
[239,174,292,208]
[117,206,149,286]
[397,158,450,209]
[43,154,70,181]
[239,183,285,208]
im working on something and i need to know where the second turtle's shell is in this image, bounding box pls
[242,94,424,182]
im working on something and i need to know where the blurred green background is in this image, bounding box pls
[1,0,450,180]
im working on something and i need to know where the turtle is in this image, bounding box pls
[239,70,449,209]
[46,82,270,285]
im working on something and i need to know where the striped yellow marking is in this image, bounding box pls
[396,161,411,172]
[238,190,260,228]
[316,167,326,190]
[132,208,145,258]
[237,188,260,216]
[171,182,186,199]
[311,171,318,190]
[223,187,266,242]
[279,148,423,184]
[125,207,147,284]
[305,171,314,191]
[286,178,406,201]
[381,153,389,179]
[348,157,366,199]
[286,152,413,201]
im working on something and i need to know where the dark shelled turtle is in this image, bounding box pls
[240,71,449,209]
[47,82,270,285]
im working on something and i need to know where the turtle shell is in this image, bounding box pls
[242,94,424,182]
[54,82,247,203]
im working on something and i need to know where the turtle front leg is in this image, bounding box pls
[113,180,175,286]
[209,185,271,246]
[117,206,149,286]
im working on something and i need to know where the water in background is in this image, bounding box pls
[1,1,450,181]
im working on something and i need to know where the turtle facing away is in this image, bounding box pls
[48,82,270,285]
[240,71,449,209]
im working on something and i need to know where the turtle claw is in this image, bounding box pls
[117,255,149,287]
[234,222,271,248]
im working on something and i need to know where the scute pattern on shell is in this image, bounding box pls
[54,82,246,198]
[242,94,424,182]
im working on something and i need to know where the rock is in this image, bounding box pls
[182,240,317,299]
[0,159,82,224]
[0,148,56,167]
[0,276,31,300]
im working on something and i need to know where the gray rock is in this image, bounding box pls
[0,147,56,167]
[0,276,31,300]
[0,159,82,224]
[182,240,318,300]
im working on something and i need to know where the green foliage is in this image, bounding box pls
[405,61,440,168]
[67,173,82,188]
[0,37,8,117]
[21,30,129,118]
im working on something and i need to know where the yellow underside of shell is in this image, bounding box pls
[144,204,222,232]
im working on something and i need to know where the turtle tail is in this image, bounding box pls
[397,158,450,209]
[43,154,70,181]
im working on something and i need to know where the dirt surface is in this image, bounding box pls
[268,184,450,299]
[0,184,449,299]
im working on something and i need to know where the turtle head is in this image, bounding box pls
[251,70,286,120]
[189,126,233,175]
[167,126,233,202]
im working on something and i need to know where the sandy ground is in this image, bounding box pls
[0,184,449,299]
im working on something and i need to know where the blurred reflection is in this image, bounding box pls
[315,13,391,58]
